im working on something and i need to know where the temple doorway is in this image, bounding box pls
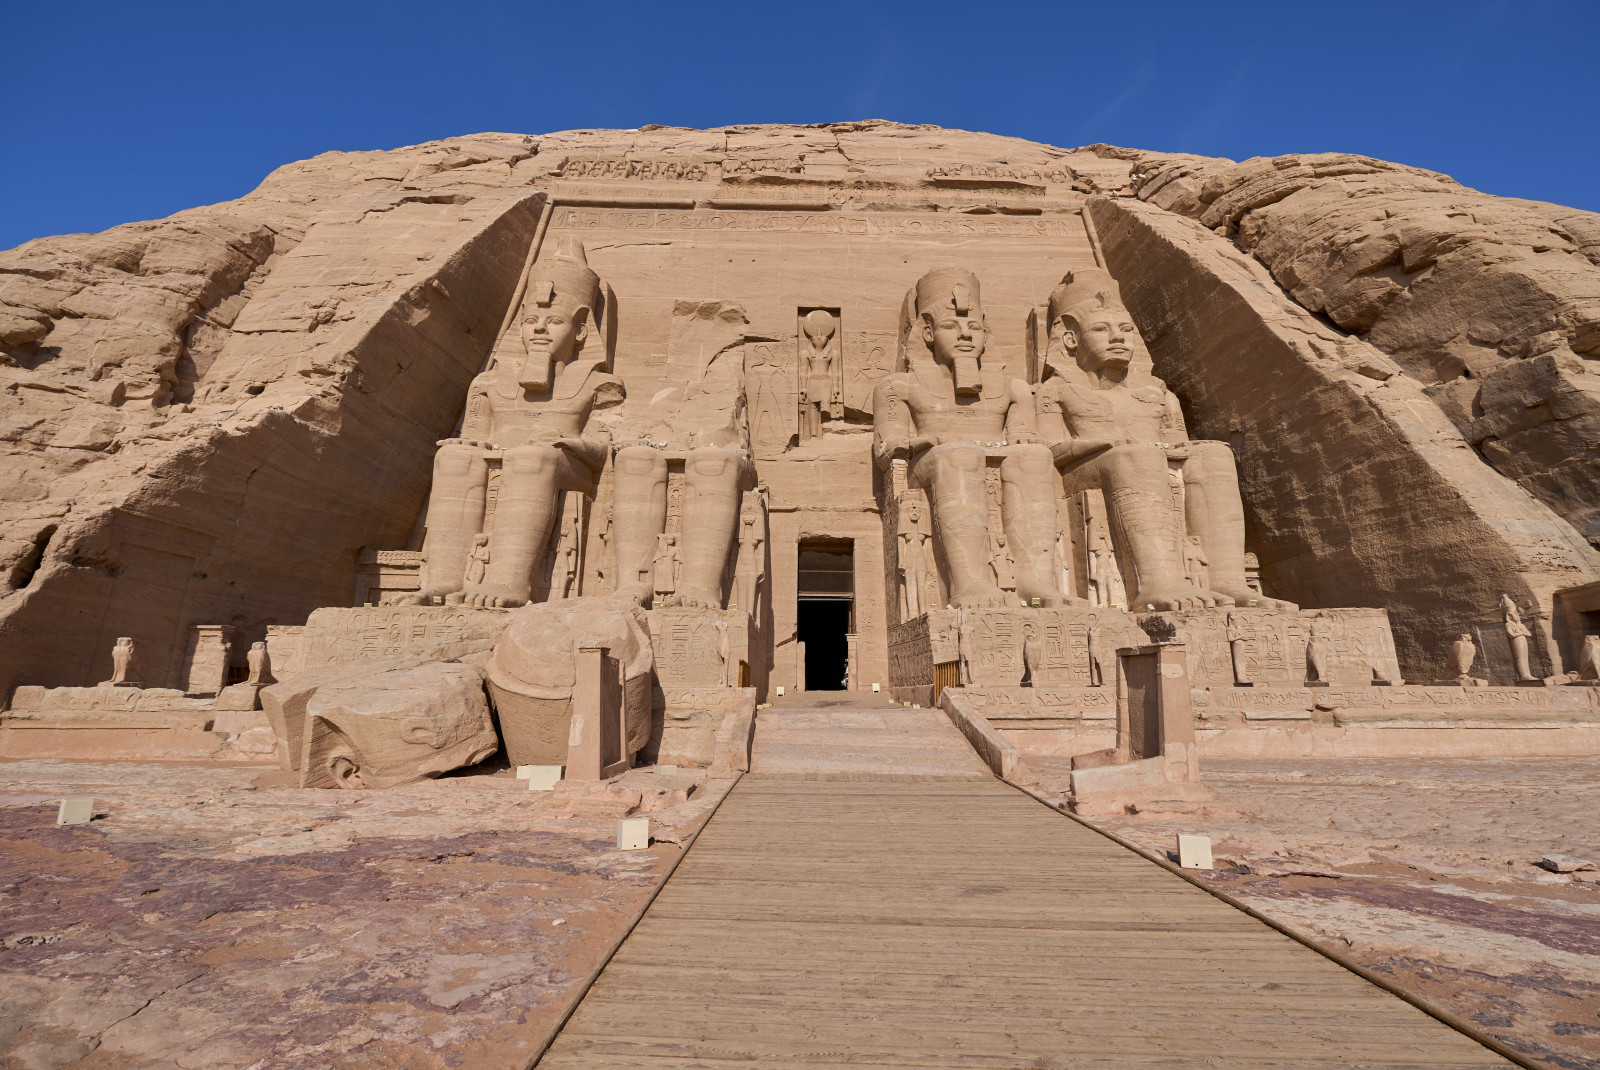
[797,541,854,691]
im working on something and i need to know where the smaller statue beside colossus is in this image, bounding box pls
[407,238,622,607]
[872,268,1073,609]
[1035,268,1294,612]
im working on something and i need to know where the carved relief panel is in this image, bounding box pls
[745,342,795,452]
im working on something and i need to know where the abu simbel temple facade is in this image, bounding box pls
[5,121,1600,800]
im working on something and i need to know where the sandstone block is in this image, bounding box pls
[299,660,498,790]
[487,597,652,769]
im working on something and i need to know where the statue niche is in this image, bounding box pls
[872,267,1072,609]
[404,237,622,608]
[1035,268,1294,613]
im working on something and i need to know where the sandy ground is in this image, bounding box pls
[1074,757,1600,1070]
[0,759,731,1070]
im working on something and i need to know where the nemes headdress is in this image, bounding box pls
[1047,267,1126,330]
[914,267,984,322]
[529,236,603,320]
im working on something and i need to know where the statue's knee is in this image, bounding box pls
[433,442,482,475]
[615,445,665,476]
[1184,440,1237,480]
[1005,441,1054,476]
[1107,443,1167,475]
[939,444,985,473]
[687,447,735,478]
[503,444,559,476]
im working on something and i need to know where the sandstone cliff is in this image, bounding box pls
[1,122,1597,690]
[1126,148,1600,546]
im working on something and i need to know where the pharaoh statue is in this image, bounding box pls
[1304,618,1332,684]
[1225,611,1253,686]
[1500,593,1535,682]
[733,488,767,616]
[652,533,681,602]
[899,498,930,619]
[873,268,1072,609]
[1086,617,1106,687]
[1036,268,1295,613]
[405,237,622,608]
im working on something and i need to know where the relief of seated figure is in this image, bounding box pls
[1035,268,1295,612]
[402,237,624,608]
[872,267,1075,609]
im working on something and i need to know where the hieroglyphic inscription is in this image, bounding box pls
[722,157,804,176]
[892,608,1143,688]
[552,208,1084,238]
[1147,608,1400,688]
[888,612,934,689]
[648,608,746,689]
[554,157,713,181]
[925,162,1073,184]
[299,606,507,668]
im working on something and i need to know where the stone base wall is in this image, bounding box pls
[890,606,1400,690]
[957,681,1600,760]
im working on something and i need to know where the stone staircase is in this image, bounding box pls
[748,699,992,780]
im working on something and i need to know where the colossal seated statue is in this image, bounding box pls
[872,268,1071,609]
[406,238,623,608]
[1035,268,1294,612]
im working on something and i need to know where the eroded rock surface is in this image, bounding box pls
[1089,757,1600,1070]
[0,758,729,1067]
[1127,148,1600,546]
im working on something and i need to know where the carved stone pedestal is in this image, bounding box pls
[889,607,1145,693]
[647,606,749,766]
[1134,607,1402,688]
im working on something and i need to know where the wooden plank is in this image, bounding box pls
[538,772,1512,1068]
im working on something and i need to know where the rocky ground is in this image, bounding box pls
[0,758,729,1069]
[8,754,1600,1069]
[1080,757,1600,1070]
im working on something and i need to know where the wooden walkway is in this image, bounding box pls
[540,775,1510,1069]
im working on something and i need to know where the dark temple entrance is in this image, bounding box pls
[797,541,854,691]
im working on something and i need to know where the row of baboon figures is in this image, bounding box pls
[393,237,1292,617]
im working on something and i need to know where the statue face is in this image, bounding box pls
[519,299,590,390]
[923,311,987,366]
[1064,307,1138,376]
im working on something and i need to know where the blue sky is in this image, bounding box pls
[3,0,1594,250]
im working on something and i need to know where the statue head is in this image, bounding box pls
[519,237,602,393]
[1048,268,1140,381]
[803,309,835,350]
[914,267,987,396]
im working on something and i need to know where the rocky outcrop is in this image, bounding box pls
[1089,195,1600,680]
[0,136,545,698]
[1126,148,1600,546]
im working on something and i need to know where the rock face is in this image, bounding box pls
[1127,149,1600,546]
[0,121,1597,701]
